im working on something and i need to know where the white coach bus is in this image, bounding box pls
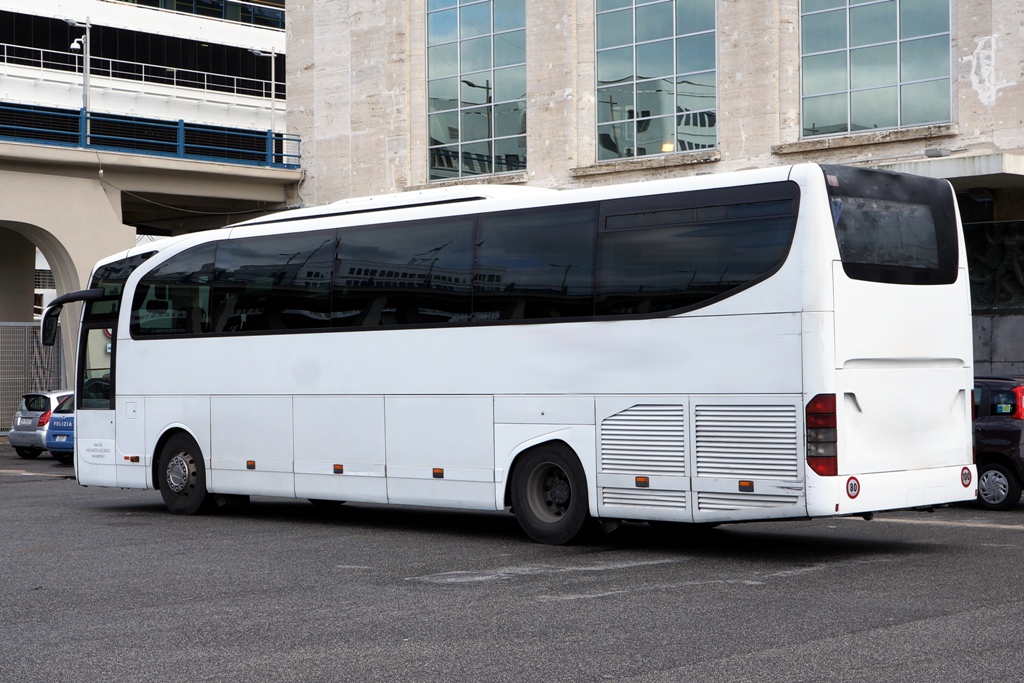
[43,163,976,544]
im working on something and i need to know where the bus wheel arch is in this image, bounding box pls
[154,429,214,515]
[507,440,593,545]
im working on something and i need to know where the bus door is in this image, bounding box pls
[76,324,119,486]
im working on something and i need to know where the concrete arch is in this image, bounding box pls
[0,220,81,310]
[0,167,136,387]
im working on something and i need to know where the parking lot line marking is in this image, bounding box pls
[0,469,70,478]
[841,517,1024,531]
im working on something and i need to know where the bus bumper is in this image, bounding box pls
[808,464,978,517]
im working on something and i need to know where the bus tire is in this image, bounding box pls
[977,462,1022,511]
[157,433,214,515]
[511,445,591,545]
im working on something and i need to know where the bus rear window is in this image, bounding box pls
[823,165,959,285]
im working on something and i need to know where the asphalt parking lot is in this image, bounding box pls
[3,435,1024,683]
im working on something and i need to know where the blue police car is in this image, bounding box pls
[45,394,75,465]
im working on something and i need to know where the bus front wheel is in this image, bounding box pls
[511,445,591,545]
[157,433,213,515]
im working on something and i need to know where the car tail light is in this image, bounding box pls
[37,409,51,427]
[1013,387,1024,419]
[807,394,837,476]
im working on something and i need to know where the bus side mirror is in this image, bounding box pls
[41,305,62,347]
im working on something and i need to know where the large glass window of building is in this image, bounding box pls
[596,0,717,161]
[800,0,951,137]
[427,0,527,181]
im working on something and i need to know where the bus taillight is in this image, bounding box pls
[806,394,837,476]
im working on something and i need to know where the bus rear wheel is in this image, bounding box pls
[157,433,214,515]
[511,445,591,545]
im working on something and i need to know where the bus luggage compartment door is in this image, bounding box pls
[689,396,806,524]
[597,397,692,523]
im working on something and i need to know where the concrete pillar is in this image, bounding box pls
[0,229,35,322]
[526,0,579,185]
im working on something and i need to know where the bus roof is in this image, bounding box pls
[90,164,825,274]
[232,184,560,229]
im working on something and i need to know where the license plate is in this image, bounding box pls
[55,435,68,442]
[18,417,32,426]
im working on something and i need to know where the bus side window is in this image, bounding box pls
[130,243,215,338]
[212,230,334,333]
[595,186,799,317]
[474,204,597,321]
[334,218,475,328]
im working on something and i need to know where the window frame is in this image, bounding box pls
[799,0,952,139]
[595,0,718,162]
[426,0,527,181]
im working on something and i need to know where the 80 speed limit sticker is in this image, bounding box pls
[846,476,860,499]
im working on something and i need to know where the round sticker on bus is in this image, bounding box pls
[104,328,113,338]
[961,467,972,487]
[846,477,860,499]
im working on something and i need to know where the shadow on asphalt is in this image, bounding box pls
[79,489,926,562]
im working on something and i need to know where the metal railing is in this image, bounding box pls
[0,103,300,168]
[0,42,284,101]
[113,0,285,30]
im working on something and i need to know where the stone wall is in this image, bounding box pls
[288,0,1024,203]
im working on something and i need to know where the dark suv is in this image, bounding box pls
[973,377,1024,510]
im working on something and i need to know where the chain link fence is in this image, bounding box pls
[0,323,64,434]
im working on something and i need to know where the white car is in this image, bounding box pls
[8,390,73,459]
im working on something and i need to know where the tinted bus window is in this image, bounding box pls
[333,218,475,327]
[474,204,597,321]
[823,164,959,285]
[130,244,216,337]
[212,231,335,333]
[596,186,798,316]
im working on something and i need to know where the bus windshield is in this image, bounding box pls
[84,252,156,323]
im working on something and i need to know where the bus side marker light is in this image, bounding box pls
[433,468,444,479]
[739,480,754,492]
[635,476,649,488]
[334,464,344,474]
[122,456,139,463]
[246,461,256,470]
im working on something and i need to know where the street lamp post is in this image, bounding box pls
[249,48,277,133]
[66,17,91,145]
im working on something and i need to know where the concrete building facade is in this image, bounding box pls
[286,0,1024,372]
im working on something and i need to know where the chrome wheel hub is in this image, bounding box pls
[166,452,193,494]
